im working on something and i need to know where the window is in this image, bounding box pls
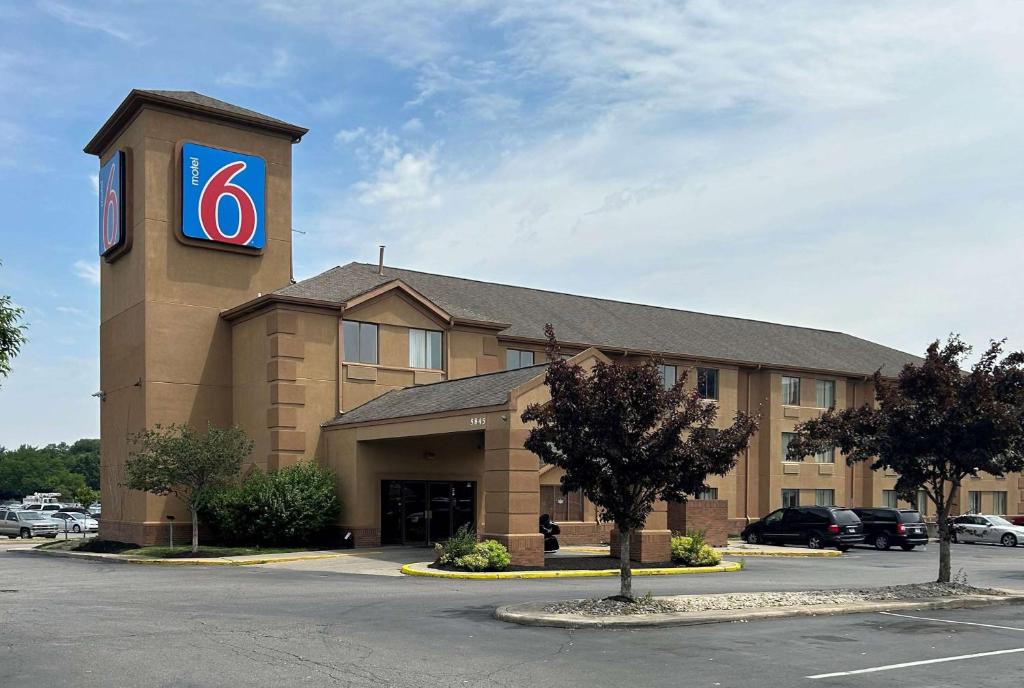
[781,432,800,461]
[658,364,677,389]
[815,380,835,408]
[408,328,443,370]
[506,349,535,370]
[814,446,835,464]
[967,490,982,513]
[882,490,898,508]
[781,376,801,406]
[781,489,800,508]
[342,321,378,365]
[993,491,1008,515]
[815,489,835,507]
[540,485,584,522]
[697,488,719,500]
[915,490,929,516]
[697,367,719,400]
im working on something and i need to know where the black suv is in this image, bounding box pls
[741,506,865,551]
[852,508,928,551]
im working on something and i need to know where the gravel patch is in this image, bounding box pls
[542,583,1002,617]
[545,595,679,616]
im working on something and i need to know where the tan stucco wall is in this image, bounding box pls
[98,104,295,539]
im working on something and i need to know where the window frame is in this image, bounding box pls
[408,328,443,370]
[658,364,677,390]
[781,489,800,508]
[814,446,835,464]
[697,367,719,400]
[506,348,535,370]
[697,487,719,501]
[993,491,1008,515]
[814,489,835,507]
[967,490,982,513]
[815,379,836,409]
[781,432,800,461]
[342,320,379,365]
[781,376,801,406]
[882,490,898,508]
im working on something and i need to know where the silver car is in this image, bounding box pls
[1,511,60,539]
[952,514,1024,547]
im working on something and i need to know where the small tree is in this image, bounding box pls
[125,423,253,553]
[788,336,1024,583]
[1,260,28,385]
[523,326,758,599]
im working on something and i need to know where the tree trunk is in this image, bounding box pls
[619,527,633,600]
[191,504,199,554]
[936,503,950,583]
[935,481,959,584]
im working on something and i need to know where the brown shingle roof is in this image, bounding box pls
[84,89,307,155]
[325,364,547,426]
[280,262,921,377]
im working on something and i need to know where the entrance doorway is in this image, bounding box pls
[380,480,476,546]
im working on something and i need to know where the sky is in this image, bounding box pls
[1,0,1023,448]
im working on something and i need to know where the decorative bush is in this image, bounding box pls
[671,530,722,567]
[453,539,511,572]
[201,461,341,547]
[434,523,477,565]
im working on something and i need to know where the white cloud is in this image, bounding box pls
[295,0,1024,358]
[335,127,366,145]
[39,1,141,43]
[217,47,294,87]
[73,260,99,286]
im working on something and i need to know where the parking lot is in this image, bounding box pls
[2,541,1022,687]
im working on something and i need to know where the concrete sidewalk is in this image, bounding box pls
[17,543,426,576]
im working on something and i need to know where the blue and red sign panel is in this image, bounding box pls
[98,150,125,256]
[181,143,266,249]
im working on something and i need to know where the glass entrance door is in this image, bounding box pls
[379,480,476,546]
[428,483,453,544]
[402,482,428,545]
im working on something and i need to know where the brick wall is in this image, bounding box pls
[667,499,729,546]
[554,521,612,545]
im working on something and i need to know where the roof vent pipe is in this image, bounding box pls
[378,245,385,275]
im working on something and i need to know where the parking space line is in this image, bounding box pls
[807,648,1024,679]
[878,611,1024,633]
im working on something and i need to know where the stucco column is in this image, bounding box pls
[608,501,672,563]
[481,420,544,567]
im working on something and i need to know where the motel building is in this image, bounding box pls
[86,90,1024,566]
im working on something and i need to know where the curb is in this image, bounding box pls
[400,560,743,580]
[722,549,842,558]
[15,547,346,567]
[495,593,1024,629]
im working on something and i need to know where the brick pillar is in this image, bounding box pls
[667,499,729,546]
[266,310,305,469]
[481,422,544,567]
[608,501,672,563]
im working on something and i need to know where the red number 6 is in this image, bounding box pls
[198,161,258,245]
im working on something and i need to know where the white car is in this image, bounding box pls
[50,512,99,533]
[951,514,1024,547]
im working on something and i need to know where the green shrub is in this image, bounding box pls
[201,461,341,547]
[671,530,722,567]
[453,539,511,572]
[435,523,477,565]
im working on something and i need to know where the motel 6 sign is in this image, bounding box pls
[98,150,126,257]
[181,143,266,250]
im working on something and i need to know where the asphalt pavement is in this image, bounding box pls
[1,543,1022,687]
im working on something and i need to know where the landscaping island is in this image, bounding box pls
[496,583,1024,628]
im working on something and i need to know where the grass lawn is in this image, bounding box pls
[121,545,323,559]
